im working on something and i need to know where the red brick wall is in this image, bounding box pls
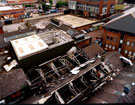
[103,29,135,60]
[102,29,121,51]
[73,0,116,18]
[75,25,91,31]
[0,28,4,34]
[77,38,91,48]
[1,8,24,18]
[121,35,135,57]
[83,11,89,17]
[7,0,36,4]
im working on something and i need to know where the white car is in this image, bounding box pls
[81,30,87,34]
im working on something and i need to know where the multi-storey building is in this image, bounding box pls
[69,0,117,19]
[102,7,135,60]
[0,6,24,23]
[6,0,37,4]
[0,0,7,3]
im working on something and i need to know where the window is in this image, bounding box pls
[112,46,115,50]
[118,48,121,52]
[129,51,132,55]
[109,45,112,49]
[107,36,109,40]
[127,41,130,45]
[105,44,108,48]
[131,42,134,47]
[113,38,117,42]
[110,37,113,40]
[120,40,123,44]
[133,52,135,56]
[125,50,128,54]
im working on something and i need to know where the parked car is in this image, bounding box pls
[84,29,90,33]
[45,11,51,14]
[94,39,102,46]
[80,30,87,34]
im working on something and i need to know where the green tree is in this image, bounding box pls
[22,3,25,7]
[38,5,41,9]
[49,0,53,5]
[56,1,68,8]
[42,3,51,11]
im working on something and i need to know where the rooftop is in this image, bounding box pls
[3,23,27,33]
[55,15,97,28]
[83,43,105,59]
[0,6,23,12]
[104,7,135,34]
[10,35,48,60]
[11,29,73,61]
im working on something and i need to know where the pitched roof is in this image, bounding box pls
[104,13,135,34]
[108,13,123,20]
[83,43,105,59]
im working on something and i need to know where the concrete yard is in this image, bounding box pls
[55,15,98,28]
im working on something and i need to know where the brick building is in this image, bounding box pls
[0,6,24,23]
[7,0,37,4]
[102,7,135,60]
[69,0,117,19]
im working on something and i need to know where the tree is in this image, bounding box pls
[49,0,53,5]
[56,1,68,8]
[42,3,51,11]
[38,5,41,9]
[22,3,25,7]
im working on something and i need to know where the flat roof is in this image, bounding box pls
[11,35,48,60]
[55,15,97,28]
[0,6,22,11]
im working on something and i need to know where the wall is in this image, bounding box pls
[19,41,74,69]
[0,8,24,19]
[121,34,135,57]
[103,29,135,60]
[7,0,37,4]
[0,28,4,34]
[102,29,121,51]
[75,25,91,31]
[71,0,116,18]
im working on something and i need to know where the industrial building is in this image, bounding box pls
[102,7,135,61]
[68,0,117,19]
[11,29,74,69]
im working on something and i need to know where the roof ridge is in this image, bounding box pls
[105,7,135,26]
[105,13,129,26]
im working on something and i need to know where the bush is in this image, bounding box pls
[42,3,51,11]
[49,0,53,5]
[56,1,68,8]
